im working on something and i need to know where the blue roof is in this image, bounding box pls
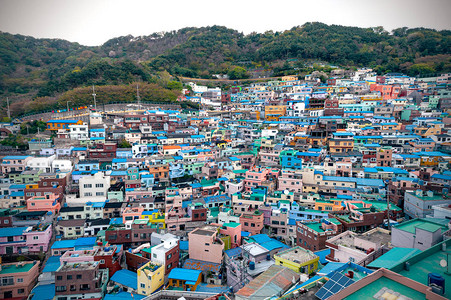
[31,284,55,300]
[179,240,189,251]
[51,239,76,249]
[168,268,202,281]
[225,247,242,258]
[113,158,127,163]
[110,170,127,176]
[47,119,80,123]
[431,174,451,180]
[0,226,27,237]
[110,218,123,225]
[2,155,30,160]
[111,269,138,290]
[317,262,345,276]
[314,248,331,265]
[190,183,202,189]
[75,237,97,247]
[42,256,61,273]
[261,240,290,251]
[241,231,251,237]
[249,234,271,244]
[9,184,26,189]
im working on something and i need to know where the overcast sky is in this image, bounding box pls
[1,0,450,46]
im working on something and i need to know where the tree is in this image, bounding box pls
[228,66,249,80]
[118,139,132,148]
[167,80,183,90]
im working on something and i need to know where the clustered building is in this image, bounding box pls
[1,70,451,300]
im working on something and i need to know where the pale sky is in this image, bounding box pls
[0,0,450,46]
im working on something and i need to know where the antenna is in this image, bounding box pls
[137,84,141,110]
[92,85,97,111]
[6,97,10,119]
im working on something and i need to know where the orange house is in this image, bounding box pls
[370,84,401,100]
[27,194,61,214]
[46,120,83,131]
[148,164,169,182]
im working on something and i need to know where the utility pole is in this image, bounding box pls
[92,85,97,111]
[6,97,10,119]
[67,101,71,117]
[136,84,141,110]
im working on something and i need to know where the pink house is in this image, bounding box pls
[244,167,271,192]
[188,225,224,264]
[122,206,144,223]
[60,249,96,264]
[24,223,52,253]
[0,260,40,299]
[278,170,303,193]
[0,224,52,255]
[219,222,242,248]
[27,194,61,214]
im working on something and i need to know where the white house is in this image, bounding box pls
[79,172,111,201]
[69,123,89,141]
[26,155,56,172]
[52,159,73,173]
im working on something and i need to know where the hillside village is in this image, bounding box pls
[1,69,451,300]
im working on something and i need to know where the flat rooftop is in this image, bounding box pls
[276,247,317,265]
[393,218,449,234]
[242,242,268,257]
[57,261,99,272]
[344,277,426,300]
[0,262,35,274]
[398,248,451,299]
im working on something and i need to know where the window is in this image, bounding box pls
[83,184,92,188]
[17,278,23,283]
[56,286,67,292]
[95,183,104,188]
[67,275,72,280]
[33,236,39,240]
[18,289,24,294]
[76,275,82,279]
[141,283,146,288]
[56,276,63,280]
[96,192,104,196]
[70,285,76,291]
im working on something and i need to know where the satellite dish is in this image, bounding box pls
[440,259,447,267]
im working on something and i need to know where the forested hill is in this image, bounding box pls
[1,23,450,116]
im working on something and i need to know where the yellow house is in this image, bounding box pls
[140,210,166,229]
[274,246,319,274]
[137,261,165,295]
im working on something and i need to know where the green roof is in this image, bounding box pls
[393,218,448,234]
[367,248,422,269]
[392,239,451,299]
[344,277,426,300]
[223,222,240,228]
[141,246,156,254]
[0,262,35,274]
